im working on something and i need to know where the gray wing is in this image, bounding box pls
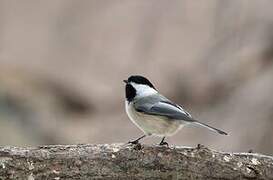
[134,94,228,135]
[134,95,194,122]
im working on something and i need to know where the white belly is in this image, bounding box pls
[125,101,184,137]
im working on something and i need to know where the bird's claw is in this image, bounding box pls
[159,141,169,147]
[128,140,139,145]
[127,140,143,150]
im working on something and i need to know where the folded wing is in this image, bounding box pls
[135,99,194,122]
[134,97,227,135]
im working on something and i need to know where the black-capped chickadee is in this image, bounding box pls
[124,75,227,146]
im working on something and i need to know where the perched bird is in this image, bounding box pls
[123,75,227,146]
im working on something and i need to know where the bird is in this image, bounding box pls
[123,75,227,146]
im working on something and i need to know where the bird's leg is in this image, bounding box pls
[128,135,146,144]
[159,137,168,146]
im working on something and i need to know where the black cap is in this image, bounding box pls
[126,75,156,89]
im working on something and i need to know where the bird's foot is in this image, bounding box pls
[159,141,169,147]
[128,140,140,145]
[127,135,146,145]
[159,137,169,147]
[248,149,254,153]
[127,140,143,150]
[196,143,206,149]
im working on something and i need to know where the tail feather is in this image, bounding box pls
[192,121,228,135]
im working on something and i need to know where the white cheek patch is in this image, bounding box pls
[131,83,157,97]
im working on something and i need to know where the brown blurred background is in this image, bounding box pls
[0,1,273,155]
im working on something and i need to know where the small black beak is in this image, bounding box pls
[123,80,128,84]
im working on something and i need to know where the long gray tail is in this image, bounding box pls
[192,121,228,135]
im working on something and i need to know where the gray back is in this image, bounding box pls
[133,94,194,122]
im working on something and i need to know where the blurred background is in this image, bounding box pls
[0,0,273,155]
